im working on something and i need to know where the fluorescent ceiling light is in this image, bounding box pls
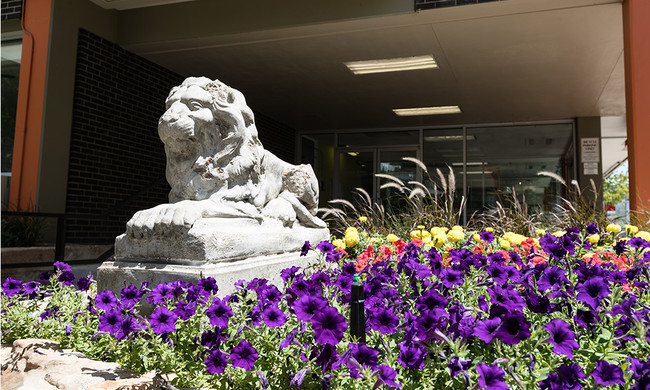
[460,170,493,175]
[394,106,461,116]
[347,152,359,157]
[452,162,486,166]
[424,134,475,142]
[345,55,437,75]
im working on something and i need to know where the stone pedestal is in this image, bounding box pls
[114,217,329,264]
[98,217,329,296]
[97,251,321,297]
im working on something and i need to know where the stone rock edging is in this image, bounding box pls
[1,339,214,390]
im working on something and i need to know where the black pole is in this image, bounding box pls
[350,274,366,343]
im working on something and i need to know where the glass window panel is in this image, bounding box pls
[338,130,419,148]
[339,150,374,206]
[465,123,574,216]
[2,39,21,174]
[301,134,335,208]
[422,128,464,216]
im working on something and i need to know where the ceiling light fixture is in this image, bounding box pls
[424,134,475,142]
[394,106,462,116]
[344,55,438,75]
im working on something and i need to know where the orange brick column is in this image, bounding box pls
[623,0,650,221]
[9,0,53,211]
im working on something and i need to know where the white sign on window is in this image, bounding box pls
[583,162,599,176]
[581,138,600,163]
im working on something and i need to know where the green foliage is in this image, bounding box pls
[1,215,44,247]
[603,172,629,207]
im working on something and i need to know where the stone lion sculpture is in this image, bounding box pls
[126,77,326,238]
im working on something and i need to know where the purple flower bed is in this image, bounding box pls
[2,226,650,389]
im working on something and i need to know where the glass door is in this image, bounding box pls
[335,147,419,207]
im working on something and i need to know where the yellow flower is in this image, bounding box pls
[502,232,526,245]
[332,239,346,251]
[416,225,425,230]
[499,239,511,249]
[369,237,383,246]
[473,233,481,242]
[636,231,650,241]
[386,234,399,243]
[485,227,494,232]
[606,223,621,233]
[344,227,360,248]
[433,234,447,247]
[359,216,368,223]
[626,224,639,235]
[451,225,464,232]
[553,230,566,237]
[430,227,445,237]
[447,229,465,242]
[587,234,600,245]
[535,229,546,236]
[410,230,431,240]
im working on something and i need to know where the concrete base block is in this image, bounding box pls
[114,217,329,264]
[97,251,320,297]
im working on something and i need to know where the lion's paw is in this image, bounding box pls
[126,202,201,238]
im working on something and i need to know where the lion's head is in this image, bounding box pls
[158,77,264,203]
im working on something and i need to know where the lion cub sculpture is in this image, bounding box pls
[126,77,326,239]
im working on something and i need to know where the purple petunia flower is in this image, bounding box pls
[148,306,178,335]
[197,277,218,295]
[494,310,531,345]
[2,277,23,297]
[614,239,627,255]
[95,290,118,311]
[281,266,301,283]
[261,304,287,328]
[628,237,650,249]
[291,369,311,388]
[115,315,143,341]
[98,309,123,334]
[120,285,142,308]
[537,266,569,292]
[347,343,380,378]
[544,319,579,359]
[230,340,258,370]
[586,223,599,235]
[206,297,234,328]
[474,317,502,344]
[23,281,40,299]
[576,276,609,310]
[439,268,464,289]
[40,306,58,321]
[311,306,347,346]
[480,231,495,244]
[316,241,336,254]
[415,288,448,313]
[173,300,196,320]
[367,306,399,335]
[300,241,311,256]
[488,285,526,312]
[204,349,229,374]
[591,360,625,386]
[476,363,509,390]
[293,293,328,322]
[397,342,427,370]
[448,356,472,378]
[53,261,72,273]
[315,344,338,372]
[148,282,175,305]
[377,364,401,388]
[58,271,76,286]
[76,275,94,291]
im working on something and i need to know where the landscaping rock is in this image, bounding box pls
[1,339,215,390]
[1,339,139,390]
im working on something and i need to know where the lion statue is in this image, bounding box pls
[126,77,326,238]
